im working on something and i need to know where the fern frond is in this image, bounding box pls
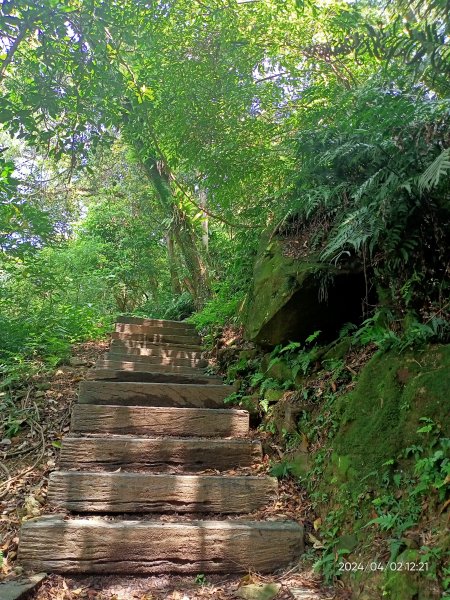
[320,205,383,262]
[418,148,450,192]
[352,168,387,203]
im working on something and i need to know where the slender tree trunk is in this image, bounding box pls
[198,187,209,252]
[139,153,210,307]
[166,232,182,295]
[171,201,210,306]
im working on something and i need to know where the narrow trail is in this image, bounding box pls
[17,318,313,589]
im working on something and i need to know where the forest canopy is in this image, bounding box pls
[0,0,449,381]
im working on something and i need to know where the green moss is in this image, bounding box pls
[242,235,325,345]
[238,394,260,415]
[383,572,418,600]
[401,346,450,437]
[238,349,258,361]
[322,337,353,361]
[381,549,442,600]
[331,345,450,483]
[263,389,285,404]
[288,451,310,477]
[330,453,357,483]
[266,359,294,382]
[309,345,450,595]
[335,533,358,552]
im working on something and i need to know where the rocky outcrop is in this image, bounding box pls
[243,235,366,346]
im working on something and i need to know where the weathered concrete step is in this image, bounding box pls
[111,332,201,345]
[59,436,262,471]
[110,339,203,356]
[0,573,47,600]
[95,358,203,375]
[116,316,196,331]
[87,368,221,385]
[48,472,277,513]
[19,517,303,573]
[78,381,233,408]
[115,324,198,337]
[71,405,248,437]
[106,351,207,368]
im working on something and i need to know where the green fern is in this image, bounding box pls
[418,148,450,192]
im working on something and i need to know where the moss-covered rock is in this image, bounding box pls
[238,394,260,415]
[238,349,258,361]
[261,353,304,386]
[331,345,450,481]
[243,235,366,346]
[313,345,450,598]
[330,452,357,483]
[321,337,353,362]
[267,359,294,382]
[288,450,310,477]
[271,393,303,434]
[381,549,441,599]
[263,389,285,404]
[335,533,358,552]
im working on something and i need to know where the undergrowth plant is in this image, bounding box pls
[279,81,450,343]
[309,418,450,588]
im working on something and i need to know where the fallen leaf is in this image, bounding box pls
[239,574,259,586]
[24,494,41,517]
[307,532,325,549]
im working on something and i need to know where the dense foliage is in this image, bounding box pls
[0,1,449,594]
[0,0,447,347]
[0,0,447,374]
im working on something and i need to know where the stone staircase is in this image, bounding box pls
[18,317,304,574]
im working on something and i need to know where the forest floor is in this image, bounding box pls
[0,342,350,600]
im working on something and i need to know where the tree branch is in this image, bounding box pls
[255,71,288,83]
[170,174,262,229]
[0,18,34,80]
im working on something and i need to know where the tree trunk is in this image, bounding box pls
[139,154,210,307]
[198,187,209,252]
[166,233,182,295]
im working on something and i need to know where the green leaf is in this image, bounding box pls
[418,148,450,192]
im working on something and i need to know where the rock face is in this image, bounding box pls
[243,235,366,346]
[329,344,450,483]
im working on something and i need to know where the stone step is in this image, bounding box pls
[95,358,203,375]
[106,351,207,368]
[71,405,248,437]
[110,339,203,356]
[116,316,196,331]
[115,324,198,337]
[0,573,47,600]
[48,472,277,513]
[16,317,303,578]
[59,436,262,471]
[111,331,201,345]
[19,517,303,574]
[87,368,221,385]
[78,381,233,408]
